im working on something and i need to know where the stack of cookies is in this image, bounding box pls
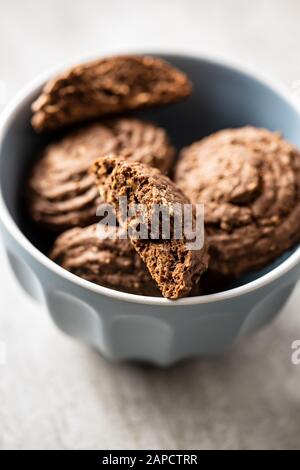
[26,54,300,299]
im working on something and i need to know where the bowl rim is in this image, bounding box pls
[1,48,300,306]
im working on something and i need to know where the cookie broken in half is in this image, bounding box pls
[92,155,209,299]
[31,55,192,132]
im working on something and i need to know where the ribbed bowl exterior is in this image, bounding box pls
[1,223,299,366]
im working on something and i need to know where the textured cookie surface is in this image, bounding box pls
[27,118,175,231]
[31,55,191,132]
[175,126,300,276]
[93,156,209,299]
[50,224,160,296]
[106,117,175,174]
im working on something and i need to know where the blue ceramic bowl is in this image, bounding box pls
[1,52,300,365]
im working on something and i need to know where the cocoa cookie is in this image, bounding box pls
[50,224,160,296]
[27,118,175,231]
[175,126,300,276]
[31,55,191,132]
[92,155,209,299]
[107,117,175,174]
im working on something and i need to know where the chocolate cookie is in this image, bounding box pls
[107,117,175,174]
[50,224,160,296]
[92,155,209,299]
[31,55,191,132]
[27,118,175,231]
[175,126,300,276]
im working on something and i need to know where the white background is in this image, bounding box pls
[1,0,300,450]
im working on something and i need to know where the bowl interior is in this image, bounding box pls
[1,53,300,294]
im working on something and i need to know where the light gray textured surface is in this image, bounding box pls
[1,0,300,450]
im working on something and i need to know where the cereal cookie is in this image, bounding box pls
[27,118,175,231]
[50,224,160,296]
[31,55,191,132]
[93,155,209,299]
[175,127,300,276]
